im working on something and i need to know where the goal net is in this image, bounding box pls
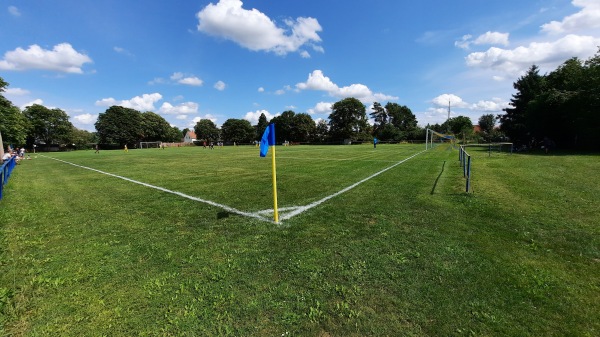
[425,129,455,149]
[139,141,162,149]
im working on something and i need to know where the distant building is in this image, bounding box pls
[183,131,197,143]
[473,125,482,133]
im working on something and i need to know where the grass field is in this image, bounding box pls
[1,144,598,336]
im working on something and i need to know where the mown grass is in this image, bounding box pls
[0,144,598,336]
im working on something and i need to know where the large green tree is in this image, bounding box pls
[370,102,388,138]
[270,111,296,143]
[167,126,182,142]
[499,50,600,149]
[531,57,588,147]
[70,127,96,149]
[220,119,254,143]
[328,97,368,141]
[255,113,269,140]
[23,104,74,146]
[443,116,473,141]
[313,119,329,143]
[140,111,174,142]
[499,65,545,146]
[0,105,28,146]
[290,113,316,143]
[478,114,496,134]
[95,106,144,146]
[387,103,417,131]
[0,78,28,146]
[194,119,220,141]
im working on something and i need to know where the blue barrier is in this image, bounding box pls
[0,156,17,200]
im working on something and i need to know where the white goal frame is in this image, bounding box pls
[139,141,162,149]
[425,128,455,150]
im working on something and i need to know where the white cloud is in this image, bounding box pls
[296,70,398,104]
[73,113,97,125]
[455,32,509,49]
[307,101,333,115]
[0,43,92,73]
[244,109,278,124]
[541,0,600,34]
[431,94,469,109]
[179,77,203,86]
[95,93,163,111]
[21,99,44,110]
[455,34,473,49]
[8,6,20,17]
[4,87,29,96]
[470,99,509,112]
[176,115,188,120]
[189,114,218,127]
[258,87,265,92]
[114,46,134,57]
[159,101,199,115]
[170,72,203,86]
[474,31,510,46]
[296,70,338,92]
[214,80,226,91]
[148,77,166,85]
[196,0,323,56]
[300,50,311,58]
[465,34,600,75]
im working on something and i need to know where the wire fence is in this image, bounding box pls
[458,145,472,193]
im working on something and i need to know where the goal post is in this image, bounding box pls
[425,129,456,150]
[139,141,162,149]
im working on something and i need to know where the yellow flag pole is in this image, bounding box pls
[271,143,279,223]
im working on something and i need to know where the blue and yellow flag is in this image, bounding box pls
[259,123,276,157]
[259,123,279,223]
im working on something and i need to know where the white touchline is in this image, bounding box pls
[42,155,272,223]
[278,150,426,220]
[43,149,425,223]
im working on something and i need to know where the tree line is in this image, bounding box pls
[195,98,433,145]
[0,76,477,150]
[500,49,600,150]
[5,48,598,151]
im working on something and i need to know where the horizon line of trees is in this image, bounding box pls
[0,76,496,151]
[6,47,599,152]
[499,49,600,150]
[195,97,435,145]
[0,74,485,151]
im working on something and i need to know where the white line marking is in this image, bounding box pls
[42,155,273,223]
[43,149,425,223]
[253,150,427,221]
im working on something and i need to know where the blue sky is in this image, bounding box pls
[2,0,599,132]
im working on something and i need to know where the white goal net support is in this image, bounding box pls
[425,129,455,150]
[139,141,162,149]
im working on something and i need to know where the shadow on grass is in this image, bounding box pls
[217,211,231,219]
[430,160,446,195]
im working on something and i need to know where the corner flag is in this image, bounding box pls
[260,123,275,157]
[259,124,279,223]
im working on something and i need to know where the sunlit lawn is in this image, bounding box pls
[1,144,598,336]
